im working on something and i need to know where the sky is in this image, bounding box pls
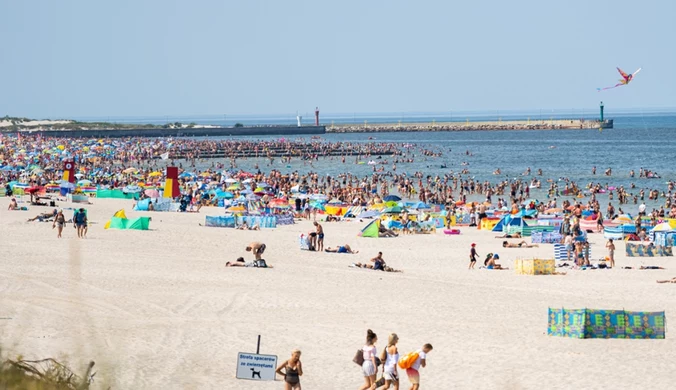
[1,0,675,119]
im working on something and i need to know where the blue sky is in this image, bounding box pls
[1,0,674,118]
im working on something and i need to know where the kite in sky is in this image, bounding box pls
[597,67,642,91]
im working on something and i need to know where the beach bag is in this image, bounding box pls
[398,351,419,369]
[353,349,364,366]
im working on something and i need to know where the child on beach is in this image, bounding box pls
[469,243,478,269]
[406,343,433,390]
[606,239,615,268]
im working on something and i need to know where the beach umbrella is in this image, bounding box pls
[148,171,162,177]
[178,172,194,178]
[144,189,160,198]
[77,179,92,186]
[26,186,44,194]
[383,206,403,214]
[269,198,289,207]
[411,202,431,210]
[199,172,211,177]
[226,184,240,191]
[653,222,672,232]
[226,205,246,213]
[242,178,253,184]
[383,195,401,202]
[225,178,238,184]
[123,167,138,174]
[309,201,325,211]
[122,185,142,193]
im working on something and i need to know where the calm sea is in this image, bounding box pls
[89,112,676,210]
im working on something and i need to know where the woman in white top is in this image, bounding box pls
[358,329,378,390]
[377,333,400,390]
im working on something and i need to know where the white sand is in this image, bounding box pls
[1,197,675,389]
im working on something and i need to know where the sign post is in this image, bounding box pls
[236,336,277,381]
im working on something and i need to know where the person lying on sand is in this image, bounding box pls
[226,257,272,268]
[27,209,57,222]
[325,244,358,254]
[656,277,676,283]
[351,252,401,272]
[495,232,522,238]
[378,224,398,237]
[351,263,402,273]
[503,240,538,248]
[237,221,260,230]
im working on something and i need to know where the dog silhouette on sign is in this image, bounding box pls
[250,368,261,379]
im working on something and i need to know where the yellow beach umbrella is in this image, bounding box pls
[148,171,162,177]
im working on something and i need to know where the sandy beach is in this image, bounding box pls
[0,196,674,389]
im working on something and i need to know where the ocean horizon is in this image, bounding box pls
[68,107,676,127]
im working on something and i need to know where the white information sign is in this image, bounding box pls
[236,352,278,381]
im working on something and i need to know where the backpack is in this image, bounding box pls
[398,351,419,369]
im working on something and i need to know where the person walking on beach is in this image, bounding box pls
[52,209,67,238]
[275,349,303,389]
[606,239,615,268]
[358,329,378,390]
[377,333,400,390]
[313,221,324,252]
[469,243,478,270]
[245,242,266,260]
[406,343,433,390]
[74,208,88,238]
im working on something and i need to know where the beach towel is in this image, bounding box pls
[554,244,592,261]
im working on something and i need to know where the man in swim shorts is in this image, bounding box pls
[325,244,358,254]
[246,242,266,260]
[313,221,324,252]
[406,343,433,390]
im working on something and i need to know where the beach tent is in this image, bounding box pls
[492,216,526,232]
[104,209,150,230]
[360,219,381,238]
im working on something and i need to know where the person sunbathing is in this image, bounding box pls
[351,252,401,272]
[27,209,58,222]
[502,240,539,248]
[495,232,522,238]
[378,224,398,237]
[325,244,358,254]
[226,257,271,268]
[237,221,260,230]
[656,277,676,283]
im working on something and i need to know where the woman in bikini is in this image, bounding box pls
[276,349,303,389]
[52,210,67,238]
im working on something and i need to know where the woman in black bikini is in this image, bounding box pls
[52,210,67,238]
[276,349,303,389]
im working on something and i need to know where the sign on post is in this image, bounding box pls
[236,352,278,381]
